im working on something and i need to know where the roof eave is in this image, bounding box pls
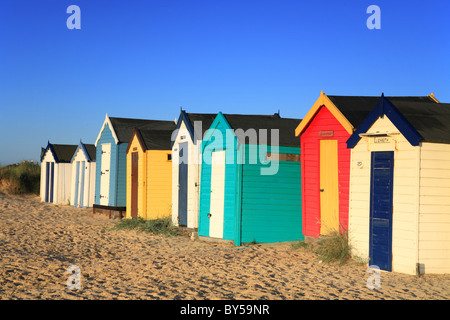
[94,113,120,147]
[295,90,354,137]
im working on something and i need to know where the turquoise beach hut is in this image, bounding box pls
[198,112,303,245]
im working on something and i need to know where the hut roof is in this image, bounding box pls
[221,114,301,147]
[389,100,450,144]
[327,95,438,129]
[109,117,176,143]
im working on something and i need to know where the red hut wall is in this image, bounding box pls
[300,106,351,238]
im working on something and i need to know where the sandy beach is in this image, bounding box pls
[0,193,449,300]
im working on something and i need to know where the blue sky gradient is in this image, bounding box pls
[0,0,449,165]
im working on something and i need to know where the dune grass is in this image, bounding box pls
[293,231,352,265]
[314,231,352,265]
[113,217,184,237]
[0,162,40,195]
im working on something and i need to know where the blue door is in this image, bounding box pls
[45,162,50,202]
[178,142,188,226]
[370,151,394,271]
[79,161,85,207]
[74,161,80,207]
[49,162,54,203]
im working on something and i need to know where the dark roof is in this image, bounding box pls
[137,129,174,150]
[83,144,96,161]
[51,144,78,162]
[185,113,217,136]
[388,100,450,144]
[222,114,301,147]
[327,95,438,129]
[109,117,176,143]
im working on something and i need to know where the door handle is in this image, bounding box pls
[320,189,324,192]
[207,213,212,218]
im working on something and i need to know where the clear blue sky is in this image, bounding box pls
[0,0,449,165]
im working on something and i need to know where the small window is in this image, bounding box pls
[167,154,172,161]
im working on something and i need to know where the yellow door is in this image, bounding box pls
[319,140,339,235]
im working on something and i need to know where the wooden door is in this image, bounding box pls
[370,151,394,271]
[319,140,339,235]
[100,143,111,205]
[178,142,188,226]
[209,150,225,238]
[131,152,139,218]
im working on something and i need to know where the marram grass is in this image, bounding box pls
[315,231,352,265]
[292,231,352,266]
[113,217,183,237]
[0,162,40,195]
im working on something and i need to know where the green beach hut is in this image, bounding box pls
[198,112,303,246]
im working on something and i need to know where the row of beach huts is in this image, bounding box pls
[39,91,450,275]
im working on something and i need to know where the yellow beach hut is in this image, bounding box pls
[126,128,173,220]
[347,95,450,275]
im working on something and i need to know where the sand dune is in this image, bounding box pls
[0,193,449,300]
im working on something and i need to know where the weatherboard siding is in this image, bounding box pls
[41,149,72,205]
[240,144,302,243]
[116,142,128,207]
[418,142,450,274]
[146,150,172,219]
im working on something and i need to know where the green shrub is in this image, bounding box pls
[113,217,183,236]
[0,162,40,195]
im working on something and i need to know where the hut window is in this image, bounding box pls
[167,154,172,161]
[266,152,300,162]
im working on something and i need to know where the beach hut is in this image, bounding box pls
[198,112,303,245]
[171,110,216,229]
[294,91,439,240]
[93,114,176,217]
[125,128,174,219]
[40,142,78,205]
[70,141,96,208]
[347,95,450,274]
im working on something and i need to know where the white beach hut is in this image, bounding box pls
[70,141,96,208]
[347,95,450,275]
[40,142,77,205]
[171,110,216,229]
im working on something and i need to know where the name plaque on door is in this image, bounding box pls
[374,137,390,143]
[319,131,334,137]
